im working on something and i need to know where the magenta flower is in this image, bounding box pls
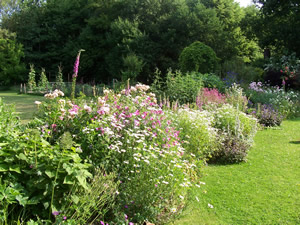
[52,211,60,216]
[73,50,84,78]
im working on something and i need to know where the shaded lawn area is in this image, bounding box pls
[172,118,300,225]
[0,92,44,123]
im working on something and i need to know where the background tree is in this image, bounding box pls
[254,0,300,56]
[0,28,26,85]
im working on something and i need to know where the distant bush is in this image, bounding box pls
[179,41,219,74]
[196,73,225,92]
[250,104,284,127]
[222,57,264,86]
[151,70,203,105]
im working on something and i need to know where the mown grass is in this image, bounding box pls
[0,91,44,123]
[172,119,300,225]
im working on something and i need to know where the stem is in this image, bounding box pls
[49,160,61,219]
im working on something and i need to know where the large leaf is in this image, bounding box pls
[0,163,8,172]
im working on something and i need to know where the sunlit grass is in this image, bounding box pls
[0,91,44,123]
[172,119,300,225]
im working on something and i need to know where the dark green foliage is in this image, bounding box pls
[222,57,264,85]
[0,29,26,85]
[196,73,225,92]
[151,70,203,104]
[179,41,219,73]
[1,0,260,84]
[254,0,300,56]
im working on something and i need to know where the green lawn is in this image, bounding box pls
[0,92,44,123]
[172,119,300,225]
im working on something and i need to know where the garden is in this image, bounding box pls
[1,0,300,224]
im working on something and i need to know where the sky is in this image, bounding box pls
[235,0,254,7]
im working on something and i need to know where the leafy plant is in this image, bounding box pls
[28,64,37,91]
[38,68,49,91]
[151,70,203,105]
[179,41,219,74]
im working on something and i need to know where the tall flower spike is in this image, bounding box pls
[73,49,85,78]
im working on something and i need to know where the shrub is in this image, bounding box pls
[179,41,219,74]
[212,104,257,140]
[38,68,49,91]
[196,73,225,92]
[28,64,37,91]
[211,134,251,163]
[151,70,203,105]
[172,109,218,161]
[55,66,66,91]
[210,104,257,163]
[222,57,264,86]
[250,104,284,127]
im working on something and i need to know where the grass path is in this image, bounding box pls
[0,92,44,123]
[173,119,300,224]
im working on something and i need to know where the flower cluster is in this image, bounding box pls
[44,89,64,99]
[196,88,226,109]
[249,82,264,92]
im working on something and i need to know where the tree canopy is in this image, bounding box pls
[0,0,270,83]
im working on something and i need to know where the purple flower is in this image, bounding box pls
[100,221,105,225]
[129,222,134,225]
[125,205,128,208]
[72,49,85,78]
[52,211,60,216]
[63,216,67,220]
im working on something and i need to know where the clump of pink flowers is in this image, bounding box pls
[196,88,226,109]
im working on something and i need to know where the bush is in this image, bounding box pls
[179,41,219,74]
[250,104,284,127]
[195,73,225,92]
[172,109,218,161]
[222,57,264,86]
[151,70,203,105]
[212,104,257,139]
[211,134,251,163]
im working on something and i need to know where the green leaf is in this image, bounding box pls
[0,164,8,172]
[0,143,8,147]
[16,195,29,206]
[17,153,28,161]
[71,194,79,204]
[43,201,49,209]
[9,165,21,174]
[63,175,75,185]
[45,170,55,178]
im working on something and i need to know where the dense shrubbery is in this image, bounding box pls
[179,41,219,74]
[151,70,203,105]
[247,82,300,120]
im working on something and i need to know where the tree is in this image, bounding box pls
[254,0,300,56]
[0,28,26,85]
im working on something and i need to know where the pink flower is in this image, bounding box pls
[73,50,84,78]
